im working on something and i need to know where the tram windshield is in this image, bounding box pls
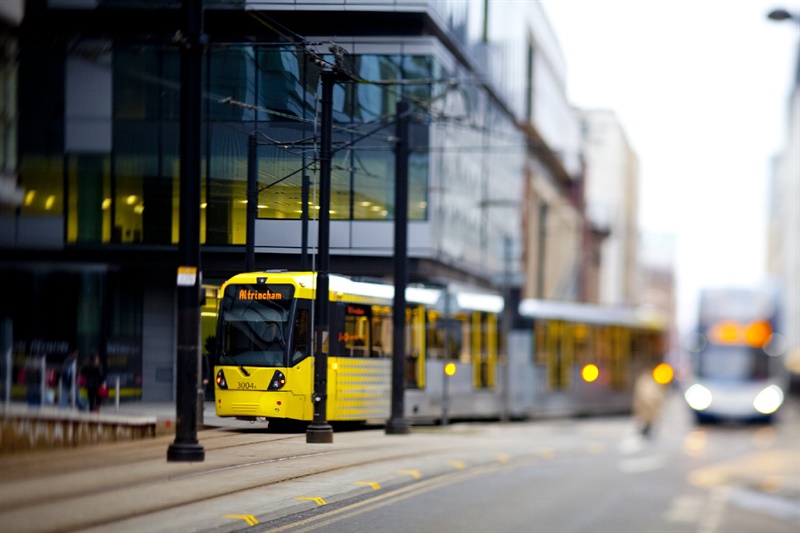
[696,344,769,382]
[218,284,294,367]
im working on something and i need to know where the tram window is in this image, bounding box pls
[371,306,392,358]
[476,313,491,388]
[573,323,589,364]
[534,320,547,365]
[457,315,471,364]
[404,308,421,388]
[344,305,371,357]
[427,316,460,360]
[595,326,610,366]
[291,308,309,365]
[426,312,445,359]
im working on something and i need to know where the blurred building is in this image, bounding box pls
[766,34,800,386]
[639,232,677,354]
[0,2,22,209]
[579,109,640,307]
[0,1,590,402]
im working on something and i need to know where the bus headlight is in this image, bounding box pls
[268,370,286,391]
[685,384,712,411]
[753,385,784,415]
[215,369,228,389]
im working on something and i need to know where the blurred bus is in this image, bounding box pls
[683,286,788,424]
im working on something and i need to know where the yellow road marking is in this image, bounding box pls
[296,496,327,506]
[354,481,381,490]
[397,469,421,479]
[269,461,507,533]
[539,448,555,460]
[448,460,466,469]
[497,453,509,463]
[586,442,605,454]
[224,514,258,526]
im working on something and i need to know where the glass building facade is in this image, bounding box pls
[0,2,564,403]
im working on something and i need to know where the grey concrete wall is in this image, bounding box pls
[142,276,176,402]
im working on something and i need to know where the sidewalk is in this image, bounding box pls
[0,399,232,452]
[113,399,274,433]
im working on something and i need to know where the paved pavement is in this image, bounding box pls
[2,393,798,533]
[112,399,278,434]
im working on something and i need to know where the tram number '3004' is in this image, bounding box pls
[237,382,258,390]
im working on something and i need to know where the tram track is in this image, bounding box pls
[0,427,455,533]
[0,428,300,480]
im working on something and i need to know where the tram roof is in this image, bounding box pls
[518,299,666,329]
[226,272,504,313]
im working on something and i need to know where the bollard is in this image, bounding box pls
[2,319,11,405]
[4,346,10,405]
[71,359,77,408]
[40,354,46,407]
[115,375,120,411]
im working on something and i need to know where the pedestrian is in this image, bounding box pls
[81,352,105,413]
[59,348,79,408]
[632,367,667,438]
[201,351,210,400]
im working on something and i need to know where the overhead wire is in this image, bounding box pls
[206,10,568,199]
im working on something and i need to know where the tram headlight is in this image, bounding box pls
[753,385,784,415]
[268,370,286,391]
[215,369,228,389]
[684,384,712,411]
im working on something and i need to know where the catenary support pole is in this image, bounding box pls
[501,236,512,422]
[168,0,205,462]
[301,172,310,271]
[386,100,411,435]
[306,70,335,443]
[246,133,257,272]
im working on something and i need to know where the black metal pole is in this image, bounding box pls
[501,236,512,422]
[386,100,411,435]
[168,0,205,462]
[301,172,309,271]
[246,133,257,272]
[441,289,450,426]
[306,70,335,443]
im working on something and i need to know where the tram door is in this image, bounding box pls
[472,312,497,389]
[534,319,572,391]
[404,306,426,389]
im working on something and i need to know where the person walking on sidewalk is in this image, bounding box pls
[59,348,79,408]
[82,352,105,412]
[632,367,667,438]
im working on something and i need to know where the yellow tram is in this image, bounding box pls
[213,271,442,424]
[212,270,669,426]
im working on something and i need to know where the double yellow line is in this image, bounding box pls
[265,461,508,533]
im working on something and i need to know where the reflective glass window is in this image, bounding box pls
[206,123,247,244]
[256,47,309,121]
[209,46,255,122]
[19,155,63,217]
[66,153,110,243]
[112,47,180,245]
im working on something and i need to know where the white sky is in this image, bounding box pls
[540,0,799,331]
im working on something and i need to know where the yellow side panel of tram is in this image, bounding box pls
[487,313,497,388]
[327,357,392,421]
[414,305,426,389]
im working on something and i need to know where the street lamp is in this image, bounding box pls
[767,8,799,22]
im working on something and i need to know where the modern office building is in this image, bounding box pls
[579,108,640,307]
[0,1,586,402]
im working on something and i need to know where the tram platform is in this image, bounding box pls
[0,400,237,453]
[0,393,798,533]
